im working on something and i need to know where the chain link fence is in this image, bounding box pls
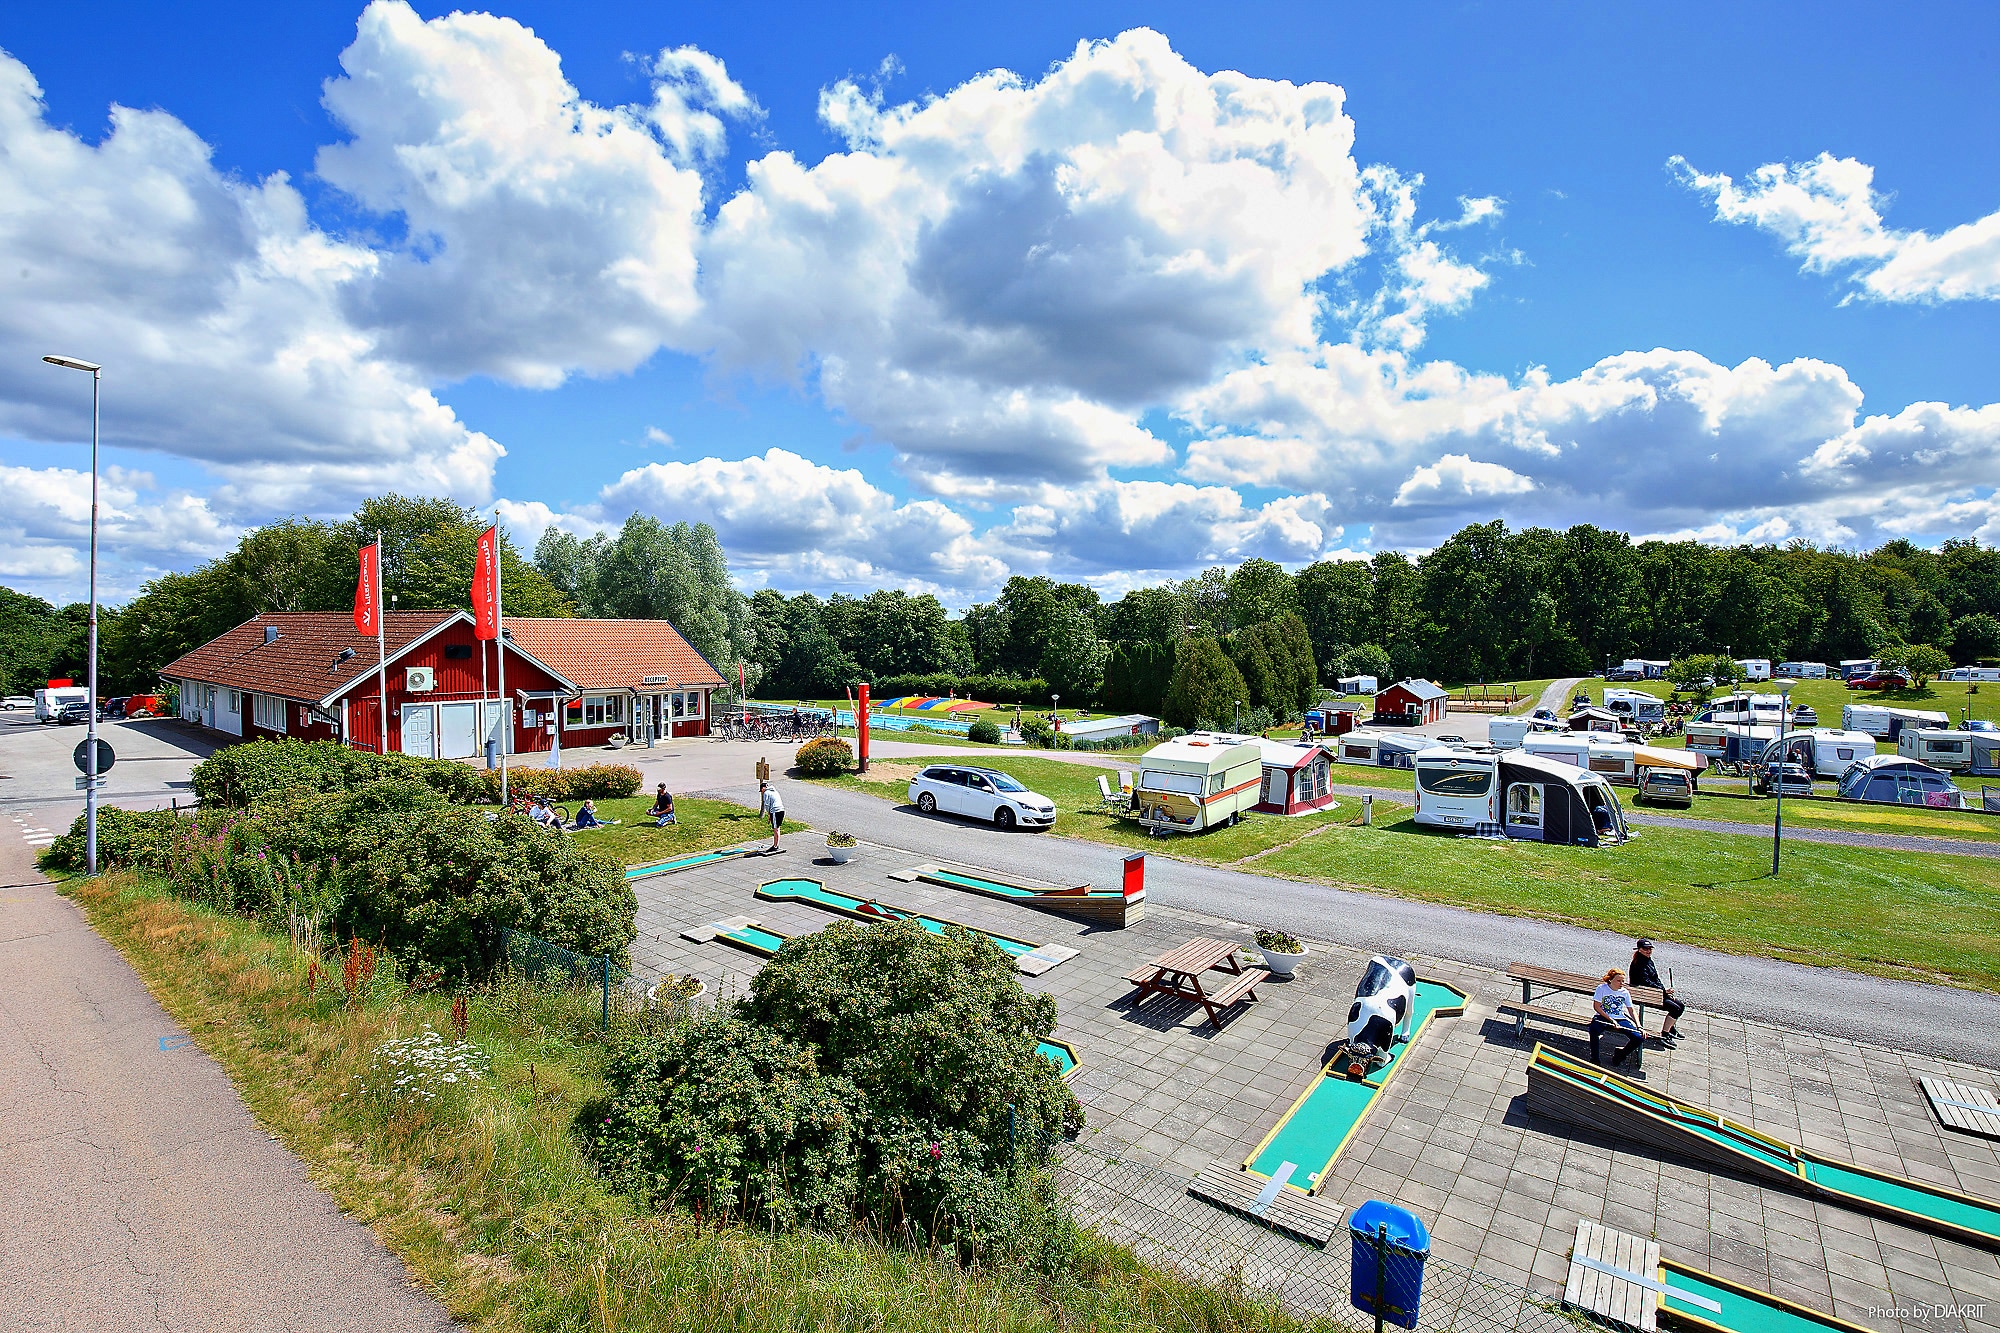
[1054,1143,1600,1333]
[497,925,642,1029]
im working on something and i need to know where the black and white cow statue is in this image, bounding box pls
[1342,955,1418,1078]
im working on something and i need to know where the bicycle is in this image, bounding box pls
[509,794,571,824]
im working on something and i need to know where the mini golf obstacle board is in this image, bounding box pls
[901,863,1141,928]
[1526,1045,2000,1251]
[681,913,1081,1082]
[627,845,761,881]
[753,878,1079,975]
[1188,976,1468,1245]
[1920,1076,2000,1141]
[1563,1219,1869,1333]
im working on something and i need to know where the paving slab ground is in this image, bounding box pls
[632,840,2000,1333]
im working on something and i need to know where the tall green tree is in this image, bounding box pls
[1162,637,1248,729]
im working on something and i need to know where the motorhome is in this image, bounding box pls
[1836,755,1969,809]
[1735,659,1773,682]
[1761,728,1878,778]
[1841,703,1950,741]
[1776,661,1829,679]
[1698,693,1787,726]
[1332,727,1430,770]
[1413,747,1628,845]
[34,684,90,722]
[1601,688,1666,726]
[1129,734,1263,835]
[1898,728,1981,772]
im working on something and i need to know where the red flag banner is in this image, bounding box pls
[354,543,381,637]
[472,526,500,640]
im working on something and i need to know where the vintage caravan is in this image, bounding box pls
[1251,740,1338,815]
[1414,747,1628,845]
[1841,703,1950,740]
[1333,727,1430,770]
[1762,728,1877,778]
[1129,734,1262,834]
[1602,688,1666,726]
[1524,733,1638,784]
[1735,659,1773,682]
[1897,728,1980,772]
[1836,755,1969,809]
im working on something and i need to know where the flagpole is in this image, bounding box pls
[496,523,509,806]
[375,530,388,756]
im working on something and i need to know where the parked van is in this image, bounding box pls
[1602,688,1666,726]
[1762,728,1877,778]
[1735,659,1773,682]
[1898,728,1979,772]
[34,685,90,722]
[1841,703,1950,740]
[1836,755,1968,809]
[1130,734,1263,834]
[1777,661,1829,679]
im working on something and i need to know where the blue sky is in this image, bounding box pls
[2,1,1996,606]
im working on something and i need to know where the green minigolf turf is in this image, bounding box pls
[1803,1160,2000,1242]
[924,868,1039,897]
[627,847,745,879]
[1036,1041,1076,1076]
[717,924,788,955]
[1248,981,1464,1187]
[1661,1265,1850,1333]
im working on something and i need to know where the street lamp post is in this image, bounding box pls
[1233,699,1242,733]
[1773,681,1792,875]
[42,354,102,876]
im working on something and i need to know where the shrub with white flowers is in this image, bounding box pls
[352,1029,487,1115]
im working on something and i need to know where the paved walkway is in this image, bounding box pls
[0,840,450,1332]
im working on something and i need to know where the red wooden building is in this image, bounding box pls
[502,618,725,745]
[162,611,574,758]
[1372,678,1449,727]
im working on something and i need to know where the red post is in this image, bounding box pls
[1122,852,1145,898]
[857,682,870,774]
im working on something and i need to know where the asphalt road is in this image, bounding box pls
[0,835,451,1331]
[710,773,2000,1069]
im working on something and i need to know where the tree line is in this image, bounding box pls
[5,507,1997,710]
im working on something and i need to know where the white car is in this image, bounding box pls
[907,764,1057,831]
[1,696,32,711]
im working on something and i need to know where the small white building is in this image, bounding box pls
[1058,712,1160,744]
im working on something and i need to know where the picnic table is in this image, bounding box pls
[1500,963,1670,1066]
[1125,937,1270,1029]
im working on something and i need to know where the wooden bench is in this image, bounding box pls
[1125,937,1269,1029]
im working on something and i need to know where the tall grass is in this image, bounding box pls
[66,871,1329,1333]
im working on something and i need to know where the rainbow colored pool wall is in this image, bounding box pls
[1240,978,1467,1196]
[1526,1045,2000,1252]
[626,845,759,881]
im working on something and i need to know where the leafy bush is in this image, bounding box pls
[586,1012,863,1229]
[1254,928,1303,954]
[966,718,1001,744]
[481,762,642,803]
[41,806,182,873]
[794,735,854,777]
[191,739,484,808]
[590,919,1084,1267]
[1019,714,1054,747]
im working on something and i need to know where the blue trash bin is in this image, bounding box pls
[1349,1199,1430,1330]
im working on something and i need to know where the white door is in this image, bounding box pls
[400,704,437,758]
[961,772,1002,820]
[437,702,481,759]
[482,701,511,755]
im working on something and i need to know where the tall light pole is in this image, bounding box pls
[42,355,102,875]
[1773,680,1792,875]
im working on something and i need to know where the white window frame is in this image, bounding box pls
[581,694,626,727]
[252,693,287,731]
[225,689,241,713]
[1506,783,1544,828]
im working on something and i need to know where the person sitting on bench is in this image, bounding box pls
[648,784,677,827]
[1589,968,1644,1066]
[1629,938,1683,1047]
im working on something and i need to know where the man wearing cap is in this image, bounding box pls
[1629,939,1684,1047]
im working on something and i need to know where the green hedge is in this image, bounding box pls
[191,739,485,808]
[480,762,642,803]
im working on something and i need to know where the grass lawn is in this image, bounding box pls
[61,871,1324,1333]
[1652,789,2000,843]
[1252,815,2000,991]
[819,754,1378,866]
[564,794,810,864]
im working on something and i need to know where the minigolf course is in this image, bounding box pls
[754,878,1079,974]
[1526,1045,2000,1251]
[897,863,1142,928]
[1564,1218,1869,1333]
[1658,1259,1870,1333]
[626,845,760,881]
[1188,976,1466,1246]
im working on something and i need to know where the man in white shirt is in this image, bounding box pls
[759,780,784,852]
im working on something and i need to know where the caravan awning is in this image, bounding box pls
[1632,745,1706,772]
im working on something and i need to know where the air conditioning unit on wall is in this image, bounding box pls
[406,667,436,692]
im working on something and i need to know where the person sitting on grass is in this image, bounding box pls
[648,783,677,827]
[572,798,613,830]
[1590,968,1644,1067]
[530,796,563,832]
[1629,938,1684,1047]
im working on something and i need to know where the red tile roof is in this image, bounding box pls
[159,611,467,705]
[501,617,726,693]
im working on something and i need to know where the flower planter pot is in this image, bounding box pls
[1258,945,1307,978]
[648,976,706,1007]
[826,843,854,864]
